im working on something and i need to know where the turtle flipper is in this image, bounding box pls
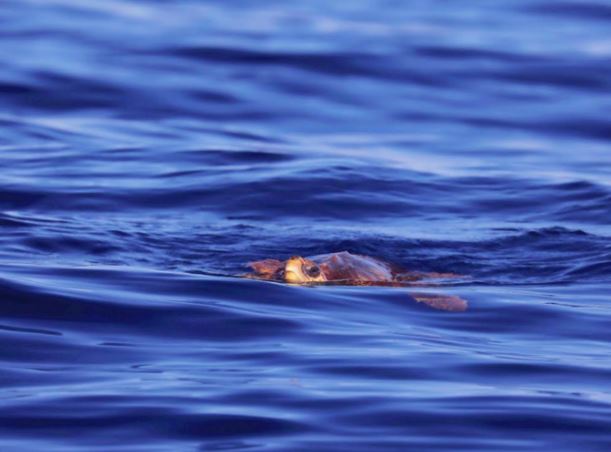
[409,292,467,312]
[247,259,284,280]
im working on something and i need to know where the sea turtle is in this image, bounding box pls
[246,251,467,312]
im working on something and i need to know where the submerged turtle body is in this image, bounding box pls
[247,251,467,312]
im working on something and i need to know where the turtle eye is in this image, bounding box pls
[302,263,320,278]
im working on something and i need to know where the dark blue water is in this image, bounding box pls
[2,0,611,450]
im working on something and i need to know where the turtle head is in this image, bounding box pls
[284,256,327,284]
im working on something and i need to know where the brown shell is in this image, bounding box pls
[310,251,394,282]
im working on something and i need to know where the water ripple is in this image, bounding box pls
[2,0,611,450]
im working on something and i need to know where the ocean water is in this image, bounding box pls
[1,0,611,450]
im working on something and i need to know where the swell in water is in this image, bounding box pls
[1,0,611,450]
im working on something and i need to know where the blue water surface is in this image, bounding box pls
[1,0,611,450]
